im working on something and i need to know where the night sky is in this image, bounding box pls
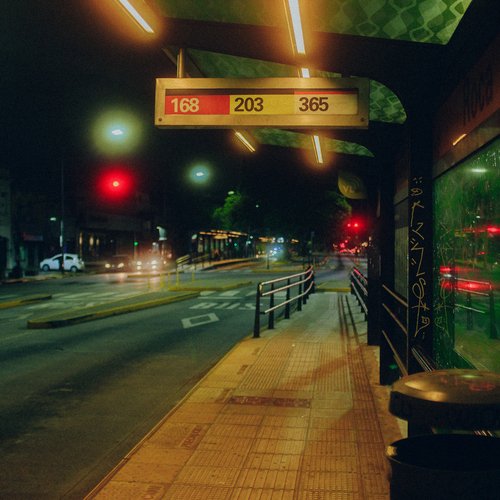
[1,1,358,241]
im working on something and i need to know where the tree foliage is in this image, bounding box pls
[211,188,351,249]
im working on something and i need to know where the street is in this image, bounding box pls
[0,258,354,497]
[0,269,258,498]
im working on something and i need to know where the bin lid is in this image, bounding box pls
[389,369,500,429]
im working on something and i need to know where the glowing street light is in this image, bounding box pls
[91,108,143,157]
[189,164,211,185]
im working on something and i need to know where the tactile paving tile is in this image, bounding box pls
[95,481,167,499]
[187,449,248,468]
[261,415,309,428]
[296,492,361,500]
[298,470,361,493]
[301,455,360,473]
[361,473,390,495]
[257,426,307,441]
[243,452,302,471]
[205,423,259,438]
[253,438,306,455]
[216,412,265,426]
[307,428,356,442]
[303,441,358,457]
[236,467,299,490]
[164,484,233,499]
[146,423,208,448]
[174,465,240,486]
[198,435,254,453]
[187,387,233,403]
[232,487,296,499]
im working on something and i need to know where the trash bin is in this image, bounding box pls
[387,369,500,500]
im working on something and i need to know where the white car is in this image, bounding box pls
[40,253,85,272]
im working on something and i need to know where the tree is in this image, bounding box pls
[211,188,351,251]
[212,191,253,231]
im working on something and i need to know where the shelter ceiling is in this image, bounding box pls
[148,0,497,166]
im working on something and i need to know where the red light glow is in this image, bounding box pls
[457,280,491,292]
[98,169,133,199]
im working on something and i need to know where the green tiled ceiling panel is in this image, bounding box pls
[308,0,472,44]
[188,49,296,78]
[252,129,374,158]
[157,0,471,44]
[188,50,407,124]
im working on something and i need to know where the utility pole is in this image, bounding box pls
[60,158,65,274]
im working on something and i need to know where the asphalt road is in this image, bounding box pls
[0,273,257,498]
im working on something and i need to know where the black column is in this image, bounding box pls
[406,112,434,375]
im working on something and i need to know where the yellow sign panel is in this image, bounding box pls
[155,77,369,129]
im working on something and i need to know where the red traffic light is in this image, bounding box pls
[347,219,362,229]
[98,169,133,199]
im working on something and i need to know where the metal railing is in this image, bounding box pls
[350,267,368,319]
[381,284,409,381]
[453,277,497,339]
[253,266,315,338]
[175,253,211,270]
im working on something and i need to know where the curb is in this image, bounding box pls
[316,285,350,293]
[167,281,253,292]
[0,294,53,309]
[27,292,199,329]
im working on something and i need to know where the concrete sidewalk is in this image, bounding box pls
[86,291,404,499]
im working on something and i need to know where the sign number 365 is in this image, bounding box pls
[298,96,329,112]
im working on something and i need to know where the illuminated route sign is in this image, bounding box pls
[155,78,369,129]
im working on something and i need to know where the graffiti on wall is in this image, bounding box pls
[409,176,431,341]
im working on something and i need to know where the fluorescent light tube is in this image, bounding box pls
[116,0,154,34]
[286,0,306,55]
[235,131,256,152]
[312,135,324,164]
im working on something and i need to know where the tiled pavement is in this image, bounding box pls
[86,291,404,499]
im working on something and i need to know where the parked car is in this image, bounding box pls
[40,253,85,272]
[103,255,132,272]
[134,256,168,273]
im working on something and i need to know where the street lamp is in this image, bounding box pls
[188,164,211,185]
[91,108,143,157]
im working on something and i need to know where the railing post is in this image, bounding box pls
[466,292,473,329]
[285,278,290,319]
[303,271,309,305]
[268,283,275,330]
[489,289,497,339]
[297,280,302,311]
[253,283,262,338]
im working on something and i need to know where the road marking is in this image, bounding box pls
[190,302,218,309]
[219,290,240,297]
[182,313,219,329]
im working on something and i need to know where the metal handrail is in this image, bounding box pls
[253,266,315,338]
[450,277,497,339]
[350,267,368,318]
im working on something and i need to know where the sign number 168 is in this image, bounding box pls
[170,97,200,113]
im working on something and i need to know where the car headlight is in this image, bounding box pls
[105,263,111,268]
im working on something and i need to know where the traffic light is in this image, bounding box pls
[346,220,361,230]
[98,168,133,199]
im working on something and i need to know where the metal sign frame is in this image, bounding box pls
[155,77,369,129]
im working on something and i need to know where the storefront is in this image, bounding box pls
[432,33,499,372]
